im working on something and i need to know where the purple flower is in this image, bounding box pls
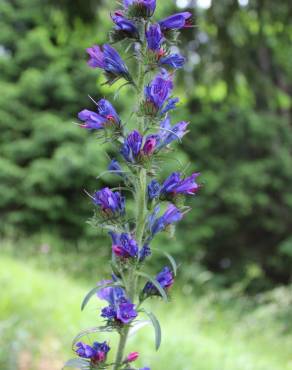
[159,12,192,31]
[146,24,163,52]
[75,341,110,364]
[111,13,138,36]
[93,187,125,217]
[159,53,185,69]
[140,368,151,370]
[97,281,125,305]
[78,99,120,130]
[123,0,156,17]
[161,172,180,194]
[98,98,121,124]
[109,232,139,259]
[78,110,106,130]
[98,283,137,324]
[116,301,137,323]
[143,267,174,297]
[147,179,161,200]
[139,244,151,262]
[149,204,183,236]
[160,97,179,115]
[144,70,175,115]
[120,130,143,162]
[87,44,130,82]
[75,342,95,359]
[156,115,189,147]
[161,172,200,196]
[127,130,143,156]
[101,305,117,320]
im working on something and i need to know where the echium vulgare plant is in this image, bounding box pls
[64,2,199,370]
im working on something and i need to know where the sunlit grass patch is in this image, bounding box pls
[0,256,291,370]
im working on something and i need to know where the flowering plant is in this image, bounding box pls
[64,2,199,370]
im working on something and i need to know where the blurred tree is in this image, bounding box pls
[175,0,292,286]
[0,0,113,238]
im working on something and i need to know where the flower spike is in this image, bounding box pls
[67,2,200,369]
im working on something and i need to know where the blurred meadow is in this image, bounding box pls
[1,0,292,369]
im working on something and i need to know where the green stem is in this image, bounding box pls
[135,168,147,245]
[112,20,148,370]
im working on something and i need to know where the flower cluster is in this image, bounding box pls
[98,283,138,324]
[75,341,110,365]
[66,2,200,370]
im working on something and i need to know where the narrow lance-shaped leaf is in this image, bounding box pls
[141,309,162,350]
[81,282,122,311]
[72,326,113,348]
[152,248,178,276]
[135,271,168,302]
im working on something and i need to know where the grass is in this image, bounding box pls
[1,255,292,370]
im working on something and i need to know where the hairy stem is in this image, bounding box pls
[112,20,147,370]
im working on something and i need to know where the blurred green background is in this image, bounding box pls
[1,0,292,369]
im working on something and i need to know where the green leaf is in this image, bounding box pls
[81,282,122,311]
[152,248,178,276]
[72,326,113,347]
[63,358,90,369]
[135,271,168,302]
[81,286,99,311]
[142,309,162,350]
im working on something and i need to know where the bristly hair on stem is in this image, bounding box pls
[64,2,200,370]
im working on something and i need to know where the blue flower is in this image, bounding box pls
[93,187,125,218]
[75,341,110,364]
[87,44,130,82]
[97,280,125,304]
[111,13,138,37]
[144,70,176,115]
[78,98,120,130]
[97,98,121,124]
[109,232,139,259]
[97,283,137,324]
[160,97,179,115]
[146,24,163,52]
[75,342,95,359]
[159,53,185,69]
[149,204,183,236]
[159,12,192,31]
[143,266,174,297]
[160,172,180,194]
[161,172,200,196]
[116,301,138,323]
[147,179,161,200]
[77,110,106,130]
[120,130,143,163]
[156,115,189,147]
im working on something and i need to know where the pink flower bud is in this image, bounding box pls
[142,137,157,156]
[95,352,106,362]
[112,244,124,257]
[127,352,139,362]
